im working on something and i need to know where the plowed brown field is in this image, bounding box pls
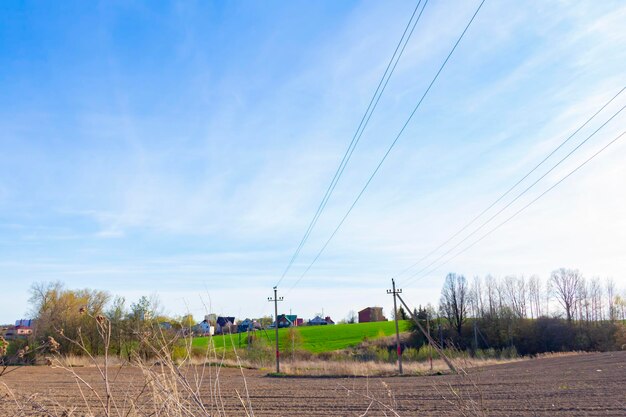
[1,351,624,416]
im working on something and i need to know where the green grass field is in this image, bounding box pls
[192,321,410,354]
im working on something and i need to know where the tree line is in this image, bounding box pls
[24,282,187,357]
[408,269,626,355]
[20,282,273,358]
[11,272,626,359]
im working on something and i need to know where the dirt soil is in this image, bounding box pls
[1,351,624,416]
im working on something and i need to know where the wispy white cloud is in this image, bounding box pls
[0,0,625,322]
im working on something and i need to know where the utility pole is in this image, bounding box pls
[426,313,432,371]
[387,278,403,375]
[268,286,283,373]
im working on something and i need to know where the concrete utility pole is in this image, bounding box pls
[268,286,283,373]
[387,278,403,374]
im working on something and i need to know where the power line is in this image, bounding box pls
[395,86,626,280]
[407,129,626,285]
[286,0,487,294]
[274,0,430,288]
[401,101,626,287]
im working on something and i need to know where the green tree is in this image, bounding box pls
[258,316,273,327]
[346,310,357,324]
[284,327,302,359]
[396,306,409,320]
[180,314,196,329]
[29,282,110,355]
[106,296,127,356]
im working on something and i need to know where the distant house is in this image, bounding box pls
[238,319,261,333]
[277,314,298,328]
[2,326,16,340]
[137,311,152,321]
[158,322,172,330]
[358,307,387,323]
[194,320,214,336]
[15,319,34,327]
[4,319,34,340]
[308,315,333,326]
[216,316,236,334]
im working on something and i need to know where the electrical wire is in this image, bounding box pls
[400,101,626,287]
[406,129,626,285]
[274,0,430,288]
[394,86,626,279]
[285,0,487,294]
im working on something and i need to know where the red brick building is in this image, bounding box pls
[358,307,386,323]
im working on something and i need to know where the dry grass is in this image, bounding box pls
[1,311,591,417]
[275,356,524,377]
[1,313,254,417]
[534,350,587,359]
[49,353,127,368]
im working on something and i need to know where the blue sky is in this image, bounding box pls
[1,1,625,323]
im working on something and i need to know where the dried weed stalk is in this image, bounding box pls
[2,312,253,417]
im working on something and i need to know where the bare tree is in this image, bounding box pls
[439,273,468,335]
[551,268,582,322]
[528,275,542,319]
[615,293,626,321]
[589,277,603,322]
[607,279,616,321]
[496,278,506,317]
[469,276,483,318]
[504,275,527,318]
[578,278,590,322]
[346,310,357,324]
[545,277,552,317]
[485,274,497,317]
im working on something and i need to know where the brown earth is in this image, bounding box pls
[1,351,624,416]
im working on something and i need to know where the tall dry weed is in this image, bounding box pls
[2,312,253,417]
